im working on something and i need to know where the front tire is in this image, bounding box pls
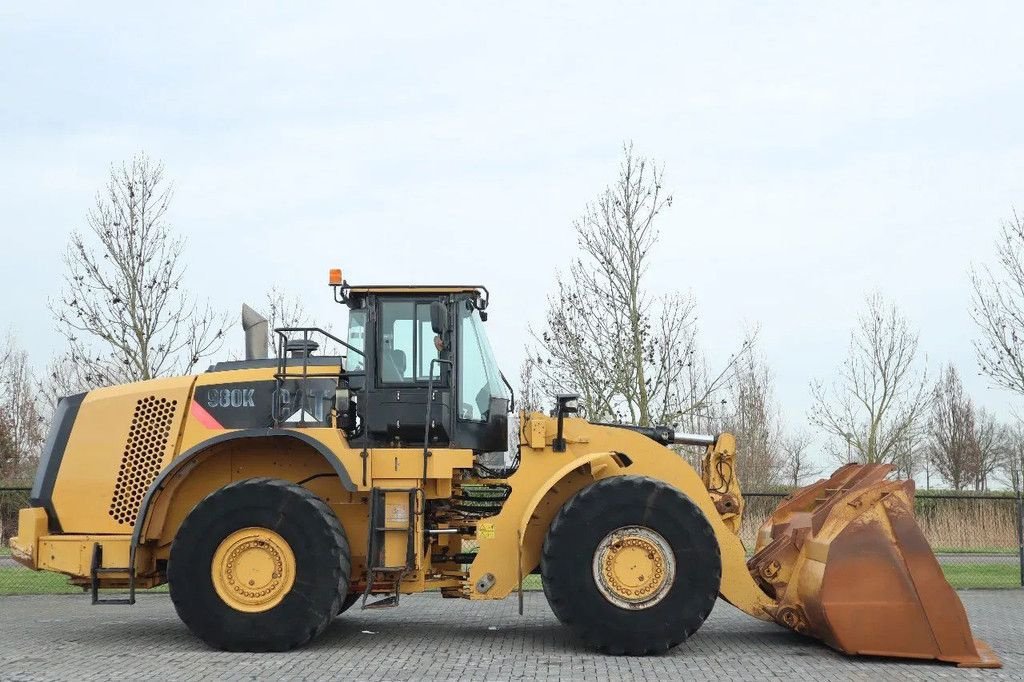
[168,477,350,652]
[541,476,721,655]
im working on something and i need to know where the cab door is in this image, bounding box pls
[361,297,453,446]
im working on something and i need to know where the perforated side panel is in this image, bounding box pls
[108,396,178,525]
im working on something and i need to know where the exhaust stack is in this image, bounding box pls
[241,304,268,360]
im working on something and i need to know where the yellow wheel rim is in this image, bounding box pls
[592,526,675,610]
[211,527,296,613]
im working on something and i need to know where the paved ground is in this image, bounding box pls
[0,591,1021,681]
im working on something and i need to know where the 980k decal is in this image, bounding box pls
[195,380,337,428]
[205,387,256,408]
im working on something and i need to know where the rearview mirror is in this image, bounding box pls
[430,301,448,335]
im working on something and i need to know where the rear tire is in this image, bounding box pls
[541,476,721,655]
[168,477,350,651]
[337,592,360,615]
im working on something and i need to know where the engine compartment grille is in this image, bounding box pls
[108,396,178,525]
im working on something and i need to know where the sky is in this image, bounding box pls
[1,2,1023,471]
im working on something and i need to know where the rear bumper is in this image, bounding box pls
[11,507,140,583]
[10,507,47,569]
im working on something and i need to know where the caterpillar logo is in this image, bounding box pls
[206,387,256,408]
[196,378,335,429]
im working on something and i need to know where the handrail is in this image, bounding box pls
[422,357,454,513]
[271,326,365,429]
[273,326,365,357]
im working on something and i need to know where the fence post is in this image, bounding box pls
[1017,488,1024,588]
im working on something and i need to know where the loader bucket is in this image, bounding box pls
[747,464,1001,668]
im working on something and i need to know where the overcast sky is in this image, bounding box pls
[2,2,1023,461]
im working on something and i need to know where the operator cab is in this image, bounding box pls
[335,276,511,454]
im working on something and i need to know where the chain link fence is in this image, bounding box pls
[0,487,66,595]
[2,486,1022,595]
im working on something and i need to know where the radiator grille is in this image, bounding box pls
[109,396,178,525]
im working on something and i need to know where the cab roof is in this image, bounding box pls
[345,285,484,295]
[335,283,489,309]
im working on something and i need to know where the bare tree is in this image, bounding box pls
[780,431,821,488]
[518,356,543,414]
[533,143,749,427]
[971,209,1024,395]
[262,286,309,337]
[998,419,1024,494]
[971,408,1006,492]
[0,416,14,478]
[720,350,784,489]
[0,344,17,481]
[259,285,310,357]
[502,357,546,467]
[926,364,976,491]
[40,354,90,407]
[921,443,935,490]
[809,294,930,465]
[0,335,46,483]
[48,153,227,394]
[891,431,925,481]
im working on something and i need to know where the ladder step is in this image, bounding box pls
[363,595,399,609]
[90,542,136,606]
[362,486,417,613]
[431,553,477,564]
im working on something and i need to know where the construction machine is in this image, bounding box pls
[10,273,1000,667]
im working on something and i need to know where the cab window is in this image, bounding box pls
[458,305,507,420]
[378,301,438,384]
[346,309,366,372]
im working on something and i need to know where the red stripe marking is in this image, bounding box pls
[190,400,223,430]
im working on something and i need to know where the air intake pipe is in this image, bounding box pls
[241,304,269,360]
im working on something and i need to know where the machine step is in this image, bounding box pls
[362,595,400,609]
[361,487,419,611]
[89,542,135,606]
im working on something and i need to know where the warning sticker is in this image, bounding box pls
[477,522,496,539]
[386,504,409,523]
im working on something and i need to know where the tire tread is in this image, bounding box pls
[168,477,350,651]
[541,475,721,656]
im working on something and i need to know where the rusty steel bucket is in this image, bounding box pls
[747,464,1001,668]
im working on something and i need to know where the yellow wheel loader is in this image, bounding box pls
[10,274,1000,666]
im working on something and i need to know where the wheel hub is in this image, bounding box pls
[592,526,675,610]
[211,527,296,613]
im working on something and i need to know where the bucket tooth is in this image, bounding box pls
[748,464,1002,669]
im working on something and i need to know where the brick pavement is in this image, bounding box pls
[0,591,1021,680]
